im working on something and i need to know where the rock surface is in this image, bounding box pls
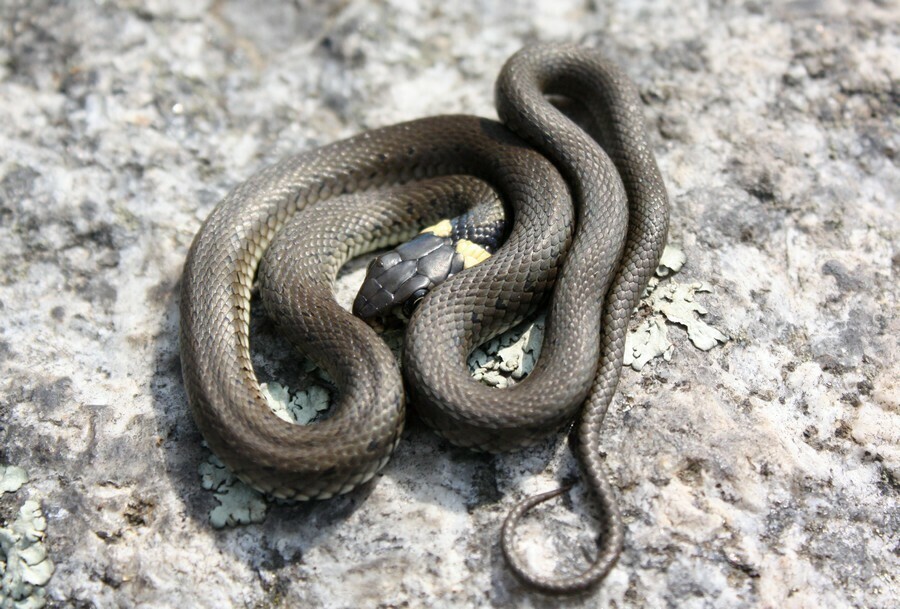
[0,0,897,607]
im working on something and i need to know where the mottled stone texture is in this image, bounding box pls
[0,0,896,607]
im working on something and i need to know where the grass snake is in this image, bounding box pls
[180,43,669,594]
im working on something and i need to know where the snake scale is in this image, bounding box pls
[180,43,669,594]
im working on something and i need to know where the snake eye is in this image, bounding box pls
[402,288,428,318]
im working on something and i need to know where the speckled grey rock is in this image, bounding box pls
[0,0,897,608]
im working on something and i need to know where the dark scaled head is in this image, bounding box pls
[352,233,465,320]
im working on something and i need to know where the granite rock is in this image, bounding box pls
[0,0,897,607]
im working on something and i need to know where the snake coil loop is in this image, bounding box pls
[180,43,668,594]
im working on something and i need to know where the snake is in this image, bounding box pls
[179,43,669,594]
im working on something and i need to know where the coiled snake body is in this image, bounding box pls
[180,43,668,594]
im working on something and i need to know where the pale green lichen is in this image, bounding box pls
[657,244,687,277]
[469,316,545,387]
[262,382,331,425]
[624,245,728,370]
[199,455,267,529]
[0,467,28,496]
[651,281,729,351]
[624,316,675,370]
[0,466,54,609]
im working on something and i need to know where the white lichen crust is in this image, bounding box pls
[0,467,54,609]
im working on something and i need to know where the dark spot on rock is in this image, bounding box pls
[733,161,777,203]
[839,392,861,407]
[810,307,871,372]
[802,425,824,450]
[677,458,705,486]
[78,223,117,250]
[51,306,65,321]
[694,187,782,250]
[71,202,94,230]
[468,463,501,508]
[121,162,145,180]
[123,498,156,527]
[834,420,852,439]
[0,165,40,223]
[724,552,761,579]
[5,17,79,88]
[672,379,692,391]
[876,462,900,496]
[147,280,174,307]
[99,566,125,589]
[32,376,74,413]
[658,112,691,142]
[857,379,873,395]
[0,340,12,362]
[59,66,101,104]
[822,260,864,292]
[78,278,117,307]
[260,546,288,572]
[94,529,123,543]
[0,164,40,202]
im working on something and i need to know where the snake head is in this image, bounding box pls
[352,233,465,321]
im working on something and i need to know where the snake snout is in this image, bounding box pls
[352,232,465,320]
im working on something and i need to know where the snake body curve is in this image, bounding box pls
[180,43,668,593]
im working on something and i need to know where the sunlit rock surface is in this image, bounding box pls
[0,0,896,607]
